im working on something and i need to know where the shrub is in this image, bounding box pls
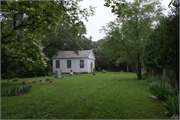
[46,79,50,81]
[47,72,53,76]
[13,79,18,82]
[162,94,179,118]
[20,85,31,93]
[148,81,173,101]
[5,85,21,96]
[102,70,107,73]
[5,85,31,96]
[142,73,149,79]
[146,77,154,83]
[75,72,80,75]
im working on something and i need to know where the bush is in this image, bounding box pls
[5,85,31,96]
[162,94,179,118]
[46,79,50,81]
[102,70,107,73]
[62,75,65,78]
[142,73,149,79]
[20,85,31,93]
[146,77,154,83]
[5,85,21,96]
[148,81,173,101]
[13,79,18,82]
[13,78,19,82]
[75,72,80,75]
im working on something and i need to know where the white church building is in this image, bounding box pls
[52,50,95,73]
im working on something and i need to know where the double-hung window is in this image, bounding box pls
[80,60,84,68]
[67,60,71,68]
[56,60,60,68]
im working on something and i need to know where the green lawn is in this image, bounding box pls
[1,72,170,119]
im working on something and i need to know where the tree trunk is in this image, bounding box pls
[137,54,141,79]
[127,63,129,72]
[174,68,179,90]
[98,66,100,71]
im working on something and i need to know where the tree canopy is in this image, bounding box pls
[101,0,164,79]
[1,1,95,70]
[143,0,179,83]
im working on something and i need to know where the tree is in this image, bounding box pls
[1,1,95,70]
[143,0,179,86]
[1,1,96,79]
[101,0,164,79]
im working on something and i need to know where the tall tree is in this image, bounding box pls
[1,1,95,70]
[143,0,179,86]
[1,1,95,79]
[101,0,164,79]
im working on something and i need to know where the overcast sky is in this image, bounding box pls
[78,0,171,41]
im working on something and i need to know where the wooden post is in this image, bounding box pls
[156,69,159,80]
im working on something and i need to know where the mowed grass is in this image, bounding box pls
[1,72,170,119]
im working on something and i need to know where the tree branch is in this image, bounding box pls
[14,22,36,30]
[43,44,52,51]
[2,53,19,59]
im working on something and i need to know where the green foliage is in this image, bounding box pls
[61,75,65,78]
[1,60,50,79]
[146,77,154,83]
[13,79,19,82]
[143,15,179,70]
[5,85,31,96]
[46,79,50,81]
[142,1,179,86]
[1,1,95,70]
[162,94,179,117]
[142,73,149,79]
[20,85,31,93]
[75,72,80,75]
[102,70,107,73]
[5,85,21,96]
[101,0,164,79]
[148,81,173,101]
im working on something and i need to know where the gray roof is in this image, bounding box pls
[52,50,92,59]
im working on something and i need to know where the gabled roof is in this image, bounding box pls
[52,50,93,59]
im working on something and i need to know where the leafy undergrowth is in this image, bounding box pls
[1,72,170,119]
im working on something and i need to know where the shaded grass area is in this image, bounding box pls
[1,72,170,119]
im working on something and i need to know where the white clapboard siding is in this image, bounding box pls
[52,50,95,73]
